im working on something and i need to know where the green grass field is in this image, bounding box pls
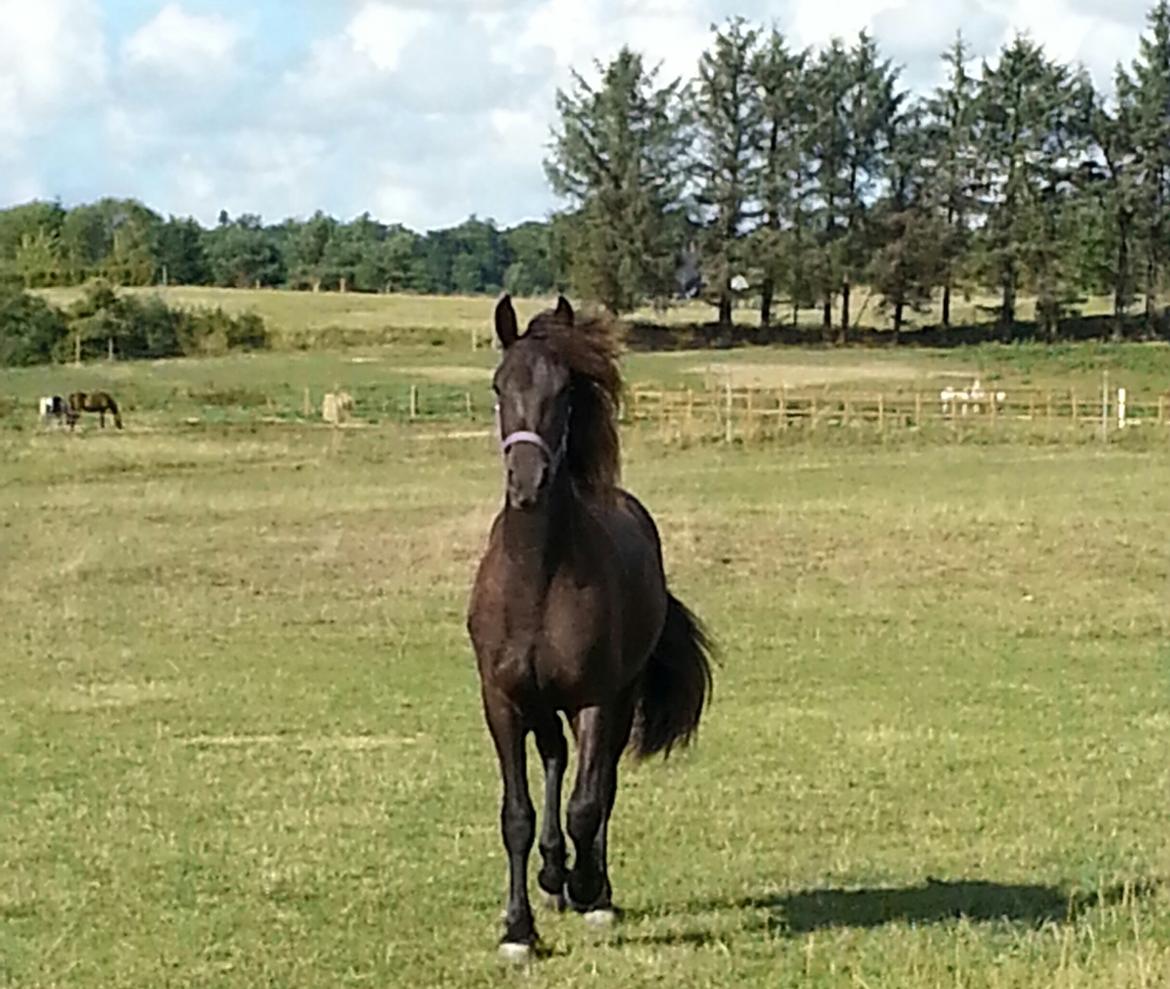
[3,343,1170,986]
[6,292,1170,435]
[4,299,1170,986]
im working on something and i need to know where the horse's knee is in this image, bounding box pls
[567,792,602,849]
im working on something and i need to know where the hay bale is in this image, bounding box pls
[322,390,354,425]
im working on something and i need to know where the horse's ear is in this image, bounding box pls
[494,294,519,349]
[555,294,574,325]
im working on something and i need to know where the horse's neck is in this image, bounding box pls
[501,478,576,598]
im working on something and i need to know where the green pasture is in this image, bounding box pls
[2,301,1170,986]
[2,402,1169,986]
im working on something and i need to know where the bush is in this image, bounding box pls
[181,306,271,356]
[0,286,69,366]
[0,284,272,367]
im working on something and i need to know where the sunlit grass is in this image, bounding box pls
[2,416,1169,986]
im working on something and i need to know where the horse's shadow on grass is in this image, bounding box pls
[618,877,1161,947]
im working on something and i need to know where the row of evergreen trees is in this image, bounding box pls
[0,204,561,299]
[3,3,1169,342]
[547,2,1170,340]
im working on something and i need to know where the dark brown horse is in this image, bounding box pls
[467,295,713,961]
[66,391,123,430]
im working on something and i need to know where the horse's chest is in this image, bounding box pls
[474,585,607,696]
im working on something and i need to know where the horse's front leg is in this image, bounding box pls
[534,715,568,907]
[483,689,538,960]
[593,698,635,917]
[565,703,629,920]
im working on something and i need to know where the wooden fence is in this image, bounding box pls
[324,379,1169,443]
[620,384,1170,442]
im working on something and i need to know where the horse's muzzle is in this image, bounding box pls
[506,446,549,510]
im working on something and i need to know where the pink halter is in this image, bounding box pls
[496,403,569,471]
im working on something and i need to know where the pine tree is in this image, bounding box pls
[805,39,851,336]
[1127,0,1170,331]
[1086,71,1141,337]
[692,17,762,327]
[974,36,1081,338]
[869,104,947,339]
[546,48,690,314]
[924,33,981,327]
[751,29,808,328]
[806,33,902,342]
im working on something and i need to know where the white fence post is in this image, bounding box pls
[1117,387,1127,430]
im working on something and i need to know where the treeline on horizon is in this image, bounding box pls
[3,1,1170,347]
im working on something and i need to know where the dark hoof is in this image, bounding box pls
[563,877,613,915]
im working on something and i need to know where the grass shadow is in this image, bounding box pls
[617,877,1161,947]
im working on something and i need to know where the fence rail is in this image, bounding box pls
[307,380,1169,442]
[620,384,1169,441]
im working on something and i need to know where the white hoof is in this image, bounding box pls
[583,908,617,928]
[498,942,532,964]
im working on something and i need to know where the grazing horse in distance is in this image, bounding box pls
[39,395,67,426]
[467,294,714,961]
[66,391,123,430]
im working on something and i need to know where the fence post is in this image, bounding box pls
[465,391,473,419]
[914,391,922,429]
[303,387,311,417]
[1118,387,1127,430]
[878,394,885,432]
[1071,389,1079,426]
[724,377,733,443]
[1101,371,1109,442]
[779,391,788,431]
[410,385,419,420]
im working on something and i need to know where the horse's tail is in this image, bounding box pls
[107,396,123,429]
[631,591,713,760]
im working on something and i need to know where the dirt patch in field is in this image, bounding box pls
[47,682,179,712]
[181,733,422,751]
[407,365,490,384]
[688,361,958,389]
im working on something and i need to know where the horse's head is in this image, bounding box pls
[492,294,576,510]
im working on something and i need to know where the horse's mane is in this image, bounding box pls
[526,309,623,494]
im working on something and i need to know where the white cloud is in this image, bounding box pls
[0,0,1161,230]
[123,3,242,77]
[346,2,432,71]
[0,0,106,144]
[519,0,713,87]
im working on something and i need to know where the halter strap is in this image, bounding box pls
[497,402,570,471]
[501,430,553,459]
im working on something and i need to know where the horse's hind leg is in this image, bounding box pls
[534,715,568,906]
[482,689,538,959]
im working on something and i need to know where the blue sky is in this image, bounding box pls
[0,0,1154,232]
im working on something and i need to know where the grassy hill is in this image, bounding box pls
[35,285,1124,352]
